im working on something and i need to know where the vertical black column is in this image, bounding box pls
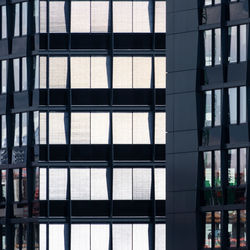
[166,1,200,250]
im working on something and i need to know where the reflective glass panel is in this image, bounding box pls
[1,6,7,39]
[205,91,212,127]
[240,86,246,123]
[14,114,20,146]
[49,1,66,33]
[240,24,247,62]
[204,151,212,187]
[49,169,67,200]
[214,29,221,65]
[240,210,247,247]
[22,2,28,35]
[205,30,212,66]
[22,113,27,146]
[1,170,6,201]
[214,151,221,187]
[1,60,7,93]
[229,26,237,63]
[228,211,237,248]
[228,149,237,186]
[229,88,237,124]
[13,169,20,202]
[22,58,27,91]
[240,148,246,185]
[214,211,221,248]
[1,115,6,148]
[14,4,20,36]
[13,59,20,92]
[214,90,221,126]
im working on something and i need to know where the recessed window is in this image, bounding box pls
[1,60,7,94]
[14,113,28,147]
[49,1,66,33]
[13,58,28,92]
[228,25,247,63]
[14,2,28,37]
[228,86,247,125]
[13,168,27,202]
[204,89,221,127]
[205,0,221,6]
[0,169,6,202]
[1,115,6,148]
[204,28,221,66]
[1,6,7,39]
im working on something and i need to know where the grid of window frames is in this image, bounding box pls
[204,0,221,6]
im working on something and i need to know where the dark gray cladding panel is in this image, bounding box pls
[173,9,199,34]
[174,130,198,153]
[166,132,174,154]
[166,94,174,132]
[172,190,197,213]
[174,92,197,131]
[167,31,199,72]
[167,0,198,13]
[173,152,198,191]
[167,70,197,94]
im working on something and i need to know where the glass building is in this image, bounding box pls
[0,0,166,249]
[166,0,249,249]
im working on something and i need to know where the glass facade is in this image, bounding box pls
[0,0,166,249]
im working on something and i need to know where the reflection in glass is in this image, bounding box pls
[240,86,246,123]
[34,0,39,33]
[214,29,221,65]
[13,59,20,92]
[1,170,6,201]
[240,210,247,247]
[22,2,28,35]
[214,90,221,126]
[49,169,67,200]
[228,149,237,186]
[49,1,66,33]
[1,6,7,39]
[14,114,20,146]
[204,151,212,187]
[33,111,39,144]
[1,115,6,148]
[229,26,237,63]
[21,168,27,200]
[14,4,20,36]
[229,88,237,124]
[214,211,221,248]
[22,58,27,91]
[240,148,246,185]
[22,113,27,146]
[14,224,19,250]
[228,210,237,248]
[240,25,247,62]
[13,169,20,202]
[204,212,212,248]
[214,150,221,187]
[205,30,212,66]
[40,1,47,33]
[1,60,7,93]
[205,91,212,127]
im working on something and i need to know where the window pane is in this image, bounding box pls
[91,113,110,144]
[71,113,90,144]
[155,224,166,250]
[49,57,67,88]
[49,113,68,144]
[1,6,7,39]
[229,26,237,63]
[113,57,132,88]
[205,0,212,5]
[1,115,6,148]
[113,168,132,200]
[228,211,237,248]
[155,2,166,33]
[39,113,47,144]
[113,113,132,144]
[133,169,151,200]
[240,86,246,123]
[39,57,47,89]
[22,58,27,91]
[21,168,27,200]
[49,225,67,250]
[34,0,39,33]
[113,2,132,32]
[91,57,110,88]
[71,1,90,32]
[204,212,212,248]
[91,168,109,200]
[240,210,247,247]
[13,169,19,201]
[70,57,90,88]
[39,168,46,200]
[133,1,153,33]
[204,151,212,187]
[214,90,221,126]
[14,4,20,36]
[214,29,221,65]
[91,224,110,250]
[154,57,166,88]
[154,168,166,200]
[133,57,152,88]
[229,88,237,124]
[40,1,47,33]
[91,1,110,33]
[214,150,221,187]
[113,224,132,250]
[205,91,212,127]
[228,149,237,186]
[34,111,39,144]
[240,148,246,185]
[133,224,150,250]
[13,59,20,92]
[22,2,28,35]
[71,225,90,250]
[240,24,247,62]
[49,1,66,33]
[214,211,221,248]
[1,170,6,201]
[49,169,67,200]
[22,113,27,146]
[133,113,152,144]
[1,60,7,93]
[155,112,166,144]
[39,224,46,250]
[70,169,90,200]
[14,114,20,146]
[205,30,212,66]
